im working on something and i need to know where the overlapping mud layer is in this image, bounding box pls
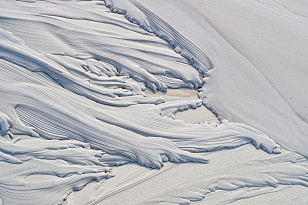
[0,0,307,204]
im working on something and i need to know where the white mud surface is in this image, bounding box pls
[0,0,307,204]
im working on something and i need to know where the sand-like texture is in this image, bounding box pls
[0,0,307,204]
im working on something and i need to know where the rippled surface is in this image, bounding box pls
[0,0,307,204]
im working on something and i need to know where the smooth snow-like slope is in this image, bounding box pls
[105,0,308,158]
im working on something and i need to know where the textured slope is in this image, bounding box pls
[0,0,307,204]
